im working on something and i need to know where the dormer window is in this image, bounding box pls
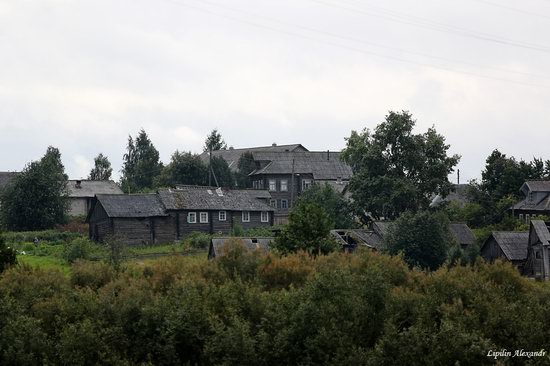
[528,191,533,202]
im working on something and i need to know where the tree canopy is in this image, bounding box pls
[384,210,455,270]
[0,146,69,230]
[88,153,113,181]
[341,111,460,220]
[155,151,208,187]
[210,156,234,188]
[120,129,163,192]
[203,128,227,152]
[296,183,356,229]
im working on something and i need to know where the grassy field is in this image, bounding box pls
[17,255,71,275]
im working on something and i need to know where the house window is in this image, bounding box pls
[281,199,288,209]
[199,212,209,223]
[270,199,277,208]
[269,179,277,191]
[526,214,531,223]
[187,212,197,223]
[302,179,312,190]
[519,214,524,222]
[528,192,533,202]
[242,211,250,222]
[261,211,269,222]
[280,179,288,192]
[219,211,227,221]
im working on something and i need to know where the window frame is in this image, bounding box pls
[280,179,288,192]
[269,179,277,192]
[302,179,312,190]
[269,199,277,208]
[199,212,209,223]
[219,211,227,221]
[261,211,269,223]
[242,211,250,222]
[281,199,288,209]
[187,212,197,224]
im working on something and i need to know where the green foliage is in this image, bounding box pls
[235,151,256,188]
[230,223,245,237]
[203,128,227,151]
[341,111,460,219]
[1,230,82,245]
[0,233,16,273]
[120,129,163,192]
[104,236,127,270]
[184,232,212,250]
[1,146,69,230]
[384,210,455,270]
[155,150,208,187]
[63,238,94,263]
[211,156,235,188]
[88,153,113,180]
[274,202,337,255]
[297,183,356,229]
[1,250,550,365]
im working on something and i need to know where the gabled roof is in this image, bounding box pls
[372,221,391,237]
[512,195,550,212]
[199,144,308,171]
[487,231,529,261]
[95,194,168,218]
[0,172,19,191]
[209,237,273,259]
[531,220,550,246]
[68,180,123,198]
[430,184,471,208]
[158,187,275,211]
[330,229,384,250]
[522,181,550,193]
[450,223,476,246]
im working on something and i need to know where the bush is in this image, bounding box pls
[1,230,82,245]
[63,238,94,263]
[0,234,16,272]
[184,232,212,250]
[70,261,116,289]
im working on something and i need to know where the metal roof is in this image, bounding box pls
[96,194,168,218]
[159,187,275,211]
[490,231,529,261]
[67,180,123,198]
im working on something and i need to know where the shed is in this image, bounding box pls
[480,231,529,272]
[449,223,476,248]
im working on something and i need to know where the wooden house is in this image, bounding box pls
[67,179,123,217]
[480,231,529,272]
[87,186,275,245]
[511,181,550,223]
[449,222,476,249]
[523,220,550,280]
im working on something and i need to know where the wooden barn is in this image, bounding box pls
[480,231,529,272]
[523,220,550,280]
[87,186,275,245]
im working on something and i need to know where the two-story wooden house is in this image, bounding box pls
[511,181,550,223]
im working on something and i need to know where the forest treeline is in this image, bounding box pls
[1,245,549,365]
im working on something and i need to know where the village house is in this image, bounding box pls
[67,179,123,217]
[430,183,472,208]
[522,220,550,280]
[87,186,275,245]
[480,231,529,273]
[511,181,550,223]
[202,144,352,224]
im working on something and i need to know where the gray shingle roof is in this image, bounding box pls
[159,187,275,211]
[491,231,529,261]
[250,152,352,180]
[512,195,550,212]
[430,184,472,208]
[524,181,550,193]
[68,180,123,198]
[0,172,19,191]
[199,144,308,171]
[531,220,550,245]
[96,194,168,218]
[209,237,273,258]
[450,223,476,246]
[331,229,384,250]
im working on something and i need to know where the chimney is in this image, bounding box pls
[327,150,330,161]
[229,146,234,150]
[272,142,277,147]
[75,180,82,189]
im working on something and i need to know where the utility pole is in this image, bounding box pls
[290,158,295,209]
[457,169,460,185]
[208,144,212,187]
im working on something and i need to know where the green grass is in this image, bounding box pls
[17,255,71,275]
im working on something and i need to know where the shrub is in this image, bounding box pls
[184,232,212,250]
[71,260,116,289]
[1,230,82,245]
[64,238,93,263]
[0,234,16,272]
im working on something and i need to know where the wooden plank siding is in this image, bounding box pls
[88,201,112,242]
[480,237,507,262]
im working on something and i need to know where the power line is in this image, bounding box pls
[158,0,550,89]
[190,0,550,80]
[307,0,550,53]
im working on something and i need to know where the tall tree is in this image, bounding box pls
[384,210,455,271]
[155,151,208,187]
[1,147,69,230]
[120,129,163,192]
[203,129,227,152]
[235,151,256,188]
[88,153,113,181]
[341,111,460,220]
[296,183,356,229]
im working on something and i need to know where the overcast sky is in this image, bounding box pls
[1,0,549,182]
